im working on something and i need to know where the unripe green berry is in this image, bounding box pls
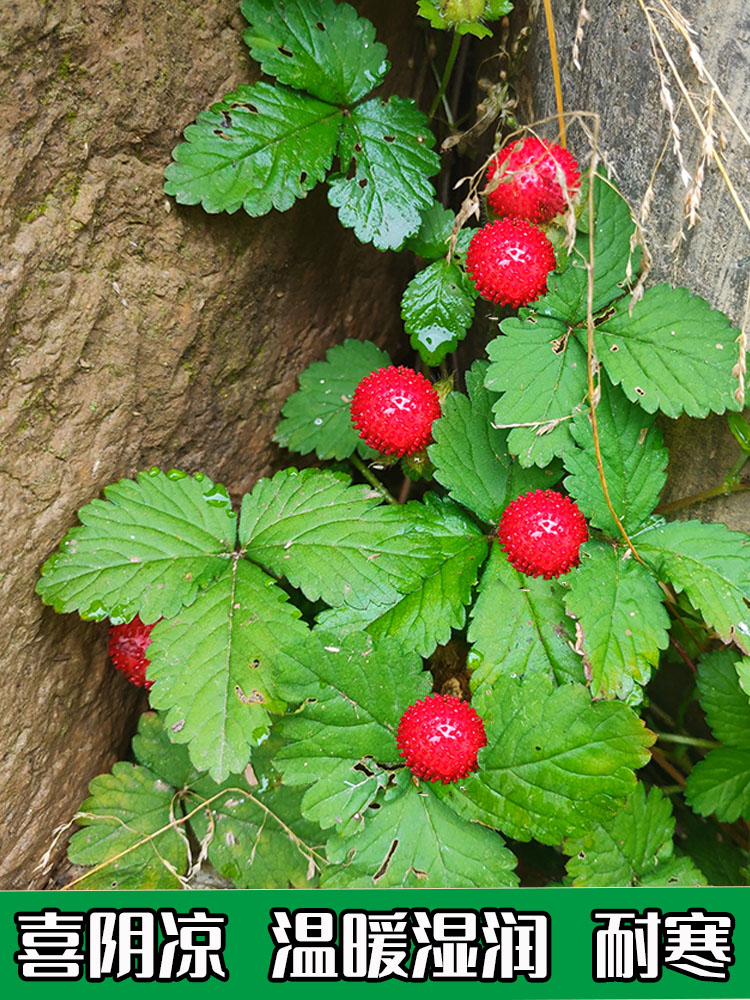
[443,0,485,24]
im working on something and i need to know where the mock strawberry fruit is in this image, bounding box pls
[486,137,581,222]
[397,693,487,783]
[497,489,588,579]
[466,218,556,307]
[108,615,156,689]
[350,365,441,457]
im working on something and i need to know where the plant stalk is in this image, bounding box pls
[350,454,399,505]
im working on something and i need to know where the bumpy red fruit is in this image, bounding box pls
[466,218,556,307]
[350,365,441,457]
[397,694,487,784]
[497,489,588,579]
[108,615,156,689]
[486,137,581,222]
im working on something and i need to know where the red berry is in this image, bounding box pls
[466,219,556,307]
[350,365,441,457]
[108,615,157,689]
[486,137,581,222]
[397,694,487,784]
[497,489,588,579]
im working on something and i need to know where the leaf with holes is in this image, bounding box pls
[485,314,589,467]
[274,632,430,833]
[592,284,742,418]
[239,468,446,610]
[327,97,440,251]
[532,168,639,324]
[636,520,750,653]
[240,0,388,105]
[316,494,488,658]
[165,82,341,216]
[686,651,750,822]
[274,339,390,460]
[564,785,706,887]
[468,544,585,703]
[430,361,560,524]
[36,469,236,624]
[564,541,670,703]
[323,771,519,887]
[444,673,654,844]
[147,558,308,782]
[564,379,668,535]
[401,257,478,364]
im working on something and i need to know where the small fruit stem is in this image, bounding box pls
[655,732,721,749]
[542,0,567,147]
[583,132,647,568]
[350,454,399,505]
[428,31,462,121]
[656,477,750,515]
[649,746,686,787]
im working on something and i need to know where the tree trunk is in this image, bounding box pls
[0,0,420,888]
[527,0,750,530]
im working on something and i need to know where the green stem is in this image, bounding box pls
[655,732,721,749]
[350,454,398,505]
[428,31,461,120]
[656,478,750,515]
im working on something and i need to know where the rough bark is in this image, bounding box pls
[0,0,421,888]
[527,0,750,529]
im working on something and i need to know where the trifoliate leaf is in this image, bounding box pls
[532,168,639,324]
[324,773,519,887]
[164,82,341,215]
[274,339,390,460]
[636,520,750,653]
[67,763,188,890]
[404,200,455,259]
[240,0,388,106]
[36,469,236,623]
[401,257,478,364]
[686,652,750,823]
[564,379,668,535]
[593,284,742,418]
[486,314,588,466]
[274,632,430,833]
[564,541,670,702]
[564,785,706,887]
[239,468,445,610]
[468,544,585,700]
[327,97,440,251]
[448,673,654,844]
[316,494,488,657]
[147,558,307,782]
[430,361,559,524]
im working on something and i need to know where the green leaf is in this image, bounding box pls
[131,711,202,790]
[67,762,188,889]
[564,541,670,702]
[164,82,340,215]
[317,494,489,657]
[147,558,307,782]
[564,379,668,535]
[448,673,654,844]
[736,656,750,701]
[403,200,455,259]
[401,257,477,364]
[468,544,585,700]
[686,651,750,823]
[673,806,750,886]
[564,784,707,887]
[324,774,519,887]
[430,361,559,524]
[593,284,742,418]
[532,168,639,324]
[274,339,390,460]
[275,632,430,832]
[636,520,750,652]
[36,469,236,623]
[486,314,588,466]
[239,468,445,610]
[240,0,388,106]
[327,97,440,251]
